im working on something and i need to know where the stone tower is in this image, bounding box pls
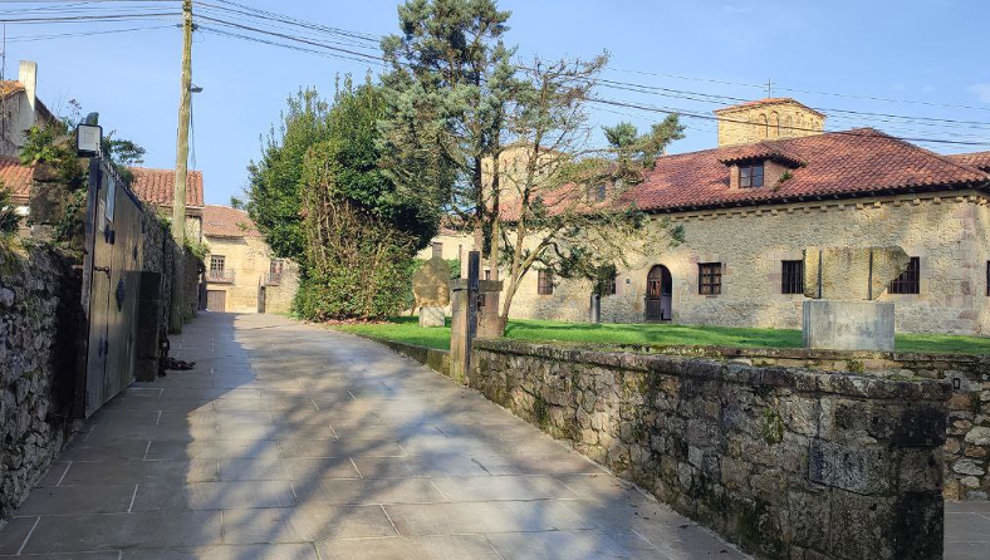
[714,98,825,147]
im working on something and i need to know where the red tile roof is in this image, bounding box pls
[128,167,204,208]
[202,205,261,238]
[621,128,989,212]
[500,128,990,220]
[0,80,25,99]
[946,151,990,171]
[0,156,33,203]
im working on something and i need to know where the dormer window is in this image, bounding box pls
[739,162,764,188]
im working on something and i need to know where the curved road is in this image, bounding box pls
[1,312,753,558]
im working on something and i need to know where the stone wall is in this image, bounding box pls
[467,339,950,560]
[141,213,202,331]
[0,242,83,523]
[602,344,990,501]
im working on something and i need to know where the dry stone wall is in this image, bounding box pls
[0,242,82,524]
[469,340,950,560]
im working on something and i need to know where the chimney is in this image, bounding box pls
[18,60,37,113]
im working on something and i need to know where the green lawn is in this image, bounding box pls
[330,316,990,355]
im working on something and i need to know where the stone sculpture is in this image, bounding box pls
[801,246,911,351]
[412,250,450,327]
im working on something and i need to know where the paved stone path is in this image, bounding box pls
[946,502,990,560]
[0,313,746,559]
[0,313,981,559]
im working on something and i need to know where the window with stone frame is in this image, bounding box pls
[210,255,225,275]
[781,260,804,294]
[889,257,920,294]
[698,262,722,295]
[739,162,764,188]
[537,269,554,296]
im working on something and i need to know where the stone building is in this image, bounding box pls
[201,205,298,314]
[0,61,56,157]
[433,98,990,336]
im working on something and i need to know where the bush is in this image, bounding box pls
[295,200,418,321]
[0,187,20,235]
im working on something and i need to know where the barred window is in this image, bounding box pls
[889,257,920,294]
[698,262,722,295]
[740,163,764,188]
[538,269,554,295]
[781,260,804,294]
[606,274,617,296]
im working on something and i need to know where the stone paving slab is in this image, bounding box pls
[17,311,965,558]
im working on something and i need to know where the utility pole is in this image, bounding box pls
[171,0,193,332]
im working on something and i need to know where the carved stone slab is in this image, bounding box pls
[803,247,910,300]
[412,255,451,309]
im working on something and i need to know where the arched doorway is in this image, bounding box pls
[645,265,672,321]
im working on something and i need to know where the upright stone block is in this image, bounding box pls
[418,306,445,328]
[803,300,895,351]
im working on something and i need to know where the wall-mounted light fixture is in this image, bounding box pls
[76,123,102,157]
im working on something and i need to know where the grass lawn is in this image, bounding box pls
[330,316,990,355]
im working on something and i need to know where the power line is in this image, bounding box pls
[198,0,378,43]
[607,66,990,114]
[4,23,173,41]
[198,25,385,67]
[0,12,180,23]
[195,14,383,63]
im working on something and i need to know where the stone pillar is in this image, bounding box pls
[803,300,895,351]
[476,279,503,339]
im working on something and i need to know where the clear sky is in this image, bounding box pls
[5,0,989,206]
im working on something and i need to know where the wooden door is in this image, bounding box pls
[207,290,226,312]
[645,265,672,321]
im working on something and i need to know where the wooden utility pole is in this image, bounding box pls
[170,0,193,332]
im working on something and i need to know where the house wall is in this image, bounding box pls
[204,235,297,314]
[494,190,990,335]
[0,92,38,158]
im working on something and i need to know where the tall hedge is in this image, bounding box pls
[294,81,440,320]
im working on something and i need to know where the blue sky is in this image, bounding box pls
[5,0,990,205]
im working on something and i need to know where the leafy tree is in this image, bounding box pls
[229,196,244,209]
[493,59,686,325]
[247,88,330,262]
[379,0,517,253]
[18,102,145,251]
[297,80,441,320]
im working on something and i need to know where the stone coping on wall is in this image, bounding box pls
[354,336,451,378]
[472,339,953,402]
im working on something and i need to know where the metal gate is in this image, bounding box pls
[81,157,146,417]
